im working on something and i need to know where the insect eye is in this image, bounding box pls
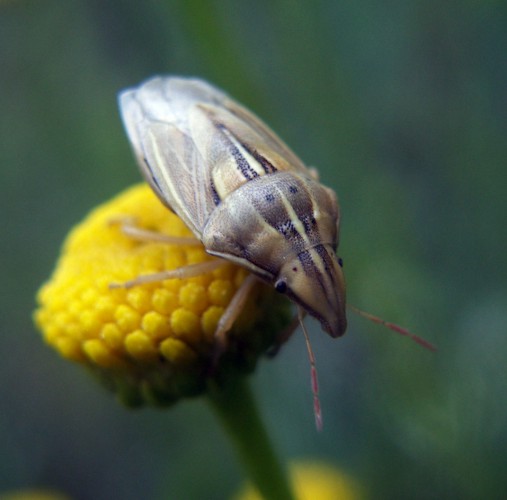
[275,279,287,294]
[338,257,344,268]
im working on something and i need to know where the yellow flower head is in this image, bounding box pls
[34,184,290,406]
[234,461,361,500]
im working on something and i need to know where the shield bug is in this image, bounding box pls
[118,77,435,429]
[119,76,347,340]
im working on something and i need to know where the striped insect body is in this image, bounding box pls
[202,172,347,337]
[119,76,347,339]
[118,76,436,430]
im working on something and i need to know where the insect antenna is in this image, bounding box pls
[348,305,437,352]
[298,307,323,431]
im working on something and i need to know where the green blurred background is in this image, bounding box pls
[1,1,506,499]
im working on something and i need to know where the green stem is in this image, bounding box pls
[207,376,295,500]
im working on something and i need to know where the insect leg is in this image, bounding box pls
[268,308,323,430]
[298,307,323,431]
[212,274,258,358]
[109,217,201,245]
[109,259,224,289]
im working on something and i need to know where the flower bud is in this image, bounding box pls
[34,184,291,407]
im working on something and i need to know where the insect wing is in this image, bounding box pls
[119,78,226,236]
[215,95,312,177]
[143,121,217,236]
[119,76,317,237]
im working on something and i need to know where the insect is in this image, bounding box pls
[119,76,347,339]
[118,77,435,429]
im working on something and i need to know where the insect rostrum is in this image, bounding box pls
[119,76,347,339]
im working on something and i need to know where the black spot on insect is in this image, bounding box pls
[215,121,259,180]
[289,185,298,194]
[275,279,287,293]
[239,140,277,174]
[265,193,275,203]
[277,220,300,240]
[292,267,298,272]
[250,148,277,173]
[210,178,221,206]
[300,214,317,234]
